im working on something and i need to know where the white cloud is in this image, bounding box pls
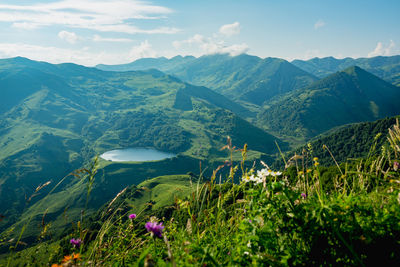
[219,22,240,37]
[314,19,325,30]
[92,34,133,43]
[129,40,157,60]
[217,43,249,56]
[173,21,248,57]
[368,40,396,57]
[173,34,248,56]
[172,34,206,49]
[58,31,79,44]
[0,1,179,34]
[12,22,43,30]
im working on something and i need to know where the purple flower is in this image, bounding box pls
[301,193,307,199]
[70,238,82,248]
[394,161,399,171]
[129,213,136,220]
[145,221,164,238]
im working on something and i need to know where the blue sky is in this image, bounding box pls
[0,0,398,66]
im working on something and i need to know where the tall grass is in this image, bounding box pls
[3,121,400,266]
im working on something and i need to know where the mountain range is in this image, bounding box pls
[98,54,318,106]
[258,66,400,140]
[98,54,400,142]
[1,53,400,247]
[0,56,281,242]
[292,55,400,86]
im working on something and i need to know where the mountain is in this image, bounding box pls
[292,55,400,86]
[97,54,318,106]
[0,57,284,242]
[258,66,400,141]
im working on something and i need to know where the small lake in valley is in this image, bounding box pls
[100,148,176,162]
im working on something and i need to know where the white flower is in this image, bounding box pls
[270,171,282,177]
[257,168,270,179]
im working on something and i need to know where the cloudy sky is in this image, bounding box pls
[0,0,399,66]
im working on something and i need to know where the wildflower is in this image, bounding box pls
[51,264,62,267]
[249,174,262,185]
[62,253,80,264]
[62,255,73,263]
[301,193,307,199]
[306,169,312,173]
[314,162,319,166]
[394,161,399,171]
[145,221,164,238]
[129,213,137,220]
[257,168,271,179]
[313,157,319,161]
[70,238,82,248]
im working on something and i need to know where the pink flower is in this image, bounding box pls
[70,238,82,248]
[145,221,164,238]
[129,213,136,220]
[394,161,399,171]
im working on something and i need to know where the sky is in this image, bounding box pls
[0,0,399,66]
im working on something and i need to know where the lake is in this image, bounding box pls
[100,148,176,162]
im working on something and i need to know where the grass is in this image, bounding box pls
[3,119,400,266]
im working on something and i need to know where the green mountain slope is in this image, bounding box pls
[0,57,283,242]
[97,53,318,106]
[292,55,400,86]
[258,66,400,141]
[272,116,399,169]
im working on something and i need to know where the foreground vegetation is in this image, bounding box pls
[2,120,400,266]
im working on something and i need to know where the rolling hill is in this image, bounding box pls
[258,66,400,141]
